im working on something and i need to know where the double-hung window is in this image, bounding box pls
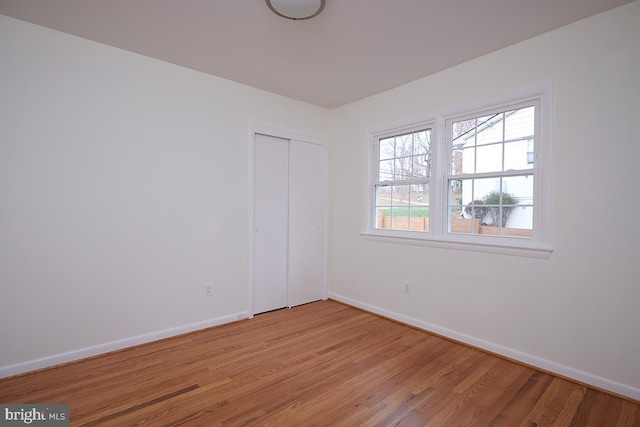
[367,93,552,258]
[446,100,537,239]
[373,126,433,232]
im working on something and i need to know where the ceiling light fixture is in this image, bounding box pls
[266,0,325,20]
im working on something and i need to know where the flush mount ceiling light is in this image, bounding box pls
[266,0,325,20]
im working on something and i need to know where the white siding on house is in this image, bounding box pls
[457,106,535,229]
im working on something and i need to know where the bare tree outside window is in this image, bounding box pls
[375,127,432,232]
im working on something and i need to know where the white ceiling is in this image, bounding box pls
[0,0,633,108]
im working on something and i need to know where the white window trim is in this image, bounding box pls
[362,86,553,259]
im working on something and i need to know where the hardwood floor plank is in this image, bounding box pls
[488,371,554,426]
[569,388,613,427]
[444,359,534,426]
[83,385,200,426]
[525,376,579,425]
[617,399,640,427]
[1,300,638,426]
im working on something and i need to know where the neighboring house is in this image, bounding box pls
[454,106,534,230]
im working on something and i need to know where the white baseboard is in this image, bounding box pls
[329,292,640,401]
[0,311,248,379]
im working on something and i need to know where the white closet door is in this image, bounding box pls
[253,134,289,314]
[288,140,323,307]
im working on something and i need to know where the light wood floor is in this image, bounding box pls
[1,300,639,426]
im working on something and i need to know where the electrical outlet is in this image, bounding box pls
[403,280,412,295]
[204,283,214,297]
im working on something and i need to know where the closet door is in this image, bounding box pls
[253,134,289,314]
[288,140,323,307]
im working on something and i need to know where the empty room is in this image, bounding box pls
[1,0,639,425]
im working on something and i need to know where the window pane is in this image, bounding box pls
[414,129,431,178]
[505,106,535,141]
[413,154,429,178]
[476,113,503,145]
[395,158,412,180]
[474,177,501,201]
[465,202,488,221]
[409,184,429,232]
[503,175,534,202]
[504,139,533,170]
[396,133,413,157]
[505,206,533,238]
[393,184,411,206]
[449,205,464,221]
[458,178,474,206]
[408,207,428,231]
[451,147,466,175]
[375,185,392,207]
[476,144,503,173]
[452,118,476,140]
[456,177,503,205]
[452,146,476,175]
[375,207,388,229]
[410,184,428,205]
[375,185,393,230]
[481,177,530,228]
[449,179,463,205]
[390,207,409,230]
[449,209,479,235]
[414,130,430,156]
[379,159,394,181]
[379,137,395,160]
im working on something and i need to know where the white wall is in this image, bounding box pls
[329,2,640,400]
[0,15,329,374]
[2,2,639,401]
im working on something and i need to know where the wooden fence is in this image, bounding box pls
[376,211,533,238]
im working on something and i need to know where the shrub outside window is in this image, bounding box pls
[447,102,537,239]
[365,92,551,258]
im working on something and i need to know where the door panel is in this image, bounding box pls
[253,134,289,314]
[288,140,323,307]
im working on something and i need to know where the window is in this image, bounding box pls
[447,102,536,239]
[365,92,552,258]
[374,126,432,232]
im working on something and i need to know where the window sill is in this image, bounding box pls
[361,231,552,259]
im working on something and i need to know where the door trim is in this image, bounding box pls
[248,123,329,318]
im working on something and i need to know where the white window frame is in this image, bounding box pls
[362,88,553,259]
[372,123,434,234]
